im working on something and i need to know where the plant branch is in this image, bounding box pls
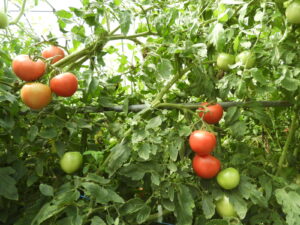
[108,31,157,41]
[151,66,190,107]
[277,110,298,174]
[9,0,27,25]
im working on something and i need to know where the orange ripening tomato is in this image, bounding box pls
[20,83,52,110]
[42,46,65,64]
[12,55,46,81]
[50,72,78,97]
[198,103,223,124]
[192,154,221,179]
[189,130,216,156]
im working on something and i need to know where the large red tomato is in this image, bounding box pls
[12,55,46,81]
[50,72,78,97]
[198,103,223,124]
[42,46,65,64]
[20,83,52,110]
[192,154,221,179]
[189,130,216,155]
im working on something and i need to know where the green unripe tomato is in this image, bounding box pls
[286,1,300,24]
[236,51,256,69]
[217,53,235,71]
[217,167,240,190]
[215,196,237,218]
[0,11,8,29]
[60,152,83,174]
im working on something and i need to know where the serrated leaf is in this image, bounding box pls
[138,143,151,160]
[169,137,182,161]
[281,77,299,91]
[0,167,18,200]
[27,125,38,142]
[56,10,73,19]
[136,205,151,224]
[202,194,215,219]
[224,107,240,126]
[205,219,229,225]
[174,184,195,225]
[157,59,173,79]
[39,184,54,197]
[228,192,248,219]
[39,127,57,139]
[208,23,225,51]
[91,216,106,225]
[106,143,131,176]
[229,121,247,137]
[251,69,268,85]
[119,10,131,35]
[275,188,300,225]
[120,198,145,215]
[146,116,162,129]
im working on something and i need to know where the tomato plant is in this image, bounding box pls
[20,83,52,109]
[12,55,46,81]
[189,130,217,155]
[192,154,221,179]
[286,1,300,24]
[50,72,78,97]
[0,11,8,29]
[217,167,240,190]
[60,152,83,174]
[42,45,65,63]
[198,103,223,124]
[217,53,235,71]
[215,196,237,218]
[236,51,256,69]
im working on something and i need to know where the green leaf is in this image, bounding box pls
[31,202,66,225]
[157,59,173,79]
[91,216,106,225]
[146,116,162,129]
[136,205,151,224]
[119,10,131,35]
[229,121,247,137]
[39,127,57,139]
[120,198,145,215]
[208,23,225,51]
[228,192,248,219]
[275,188,300,225]
[27,125,38,142]
[281,77,299,92]
[224,106,240,126]
[202,194,215,219]
[205,219,229,225]
[169,137,182,161]
[56,10,73,19]
[251,69,268,85]
[174,184,195,225]
[106,143,131,176]
[114,0,122,6]
[39,184,54,197]
[0,167,18,200]
[138,143,151,160]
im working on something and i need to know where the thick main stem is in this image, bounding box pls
[277,110,298,174]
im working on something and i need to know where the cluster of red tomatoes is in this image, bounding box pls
[189,103,241,216]
[12,46,78,110]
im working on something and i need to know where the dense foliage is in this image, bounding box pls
[0,0,299,224]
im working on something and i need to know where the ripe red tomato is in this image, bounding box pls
[189,130,216,156]
[50,72,78,97]
[12,55,46,81]
[42,46,65,64]
[198,103,223,124]
[20,83,52,110]
[192,154,221,179]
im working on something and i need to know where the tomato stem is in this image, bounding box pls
[277,110,298,174]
